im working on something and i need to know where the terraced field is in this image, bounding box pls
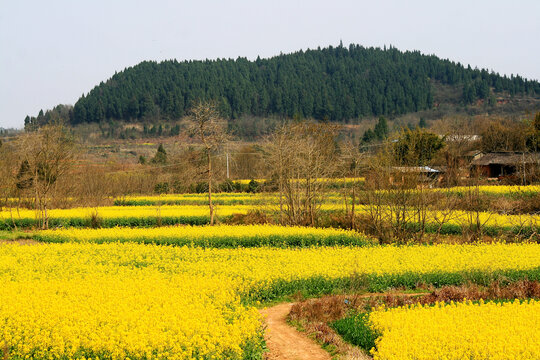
[1,240,539,359]
[1,183,539,359]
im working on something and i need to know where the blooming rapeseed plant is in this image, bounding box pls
[35,224,372,247]
[369,299,540,360]
[1,242,539,359]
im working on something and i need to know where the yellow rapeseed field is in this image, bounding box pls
[1,242,540,359]
[369,299,540,360]
[0,204,251,221]
[235,177,365,185]
[340,205,540,231]
[35,224,370,247]
[438,184,540,196]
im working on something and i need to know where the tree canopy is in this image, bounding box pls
[26,44,540,128]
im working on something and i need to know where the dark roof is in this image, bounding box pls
[471,152,540,166]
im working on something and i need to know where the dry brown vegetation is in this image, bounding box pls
[288,280,540,359]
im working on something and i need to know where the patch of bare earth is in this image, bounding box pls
[261,303,331,360]
[286,281,540,359]
[0,239,39,245]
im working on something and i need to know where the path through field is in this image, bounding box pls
[261,303,331,360]
[261,292,429,359]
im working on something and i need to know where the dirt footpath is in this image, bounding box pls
[260,303,331,360]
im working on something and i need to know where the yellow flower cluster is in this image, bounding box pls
[235,177,365,185]
[329,204,540,231]
[115,193,276,205]
[439,185,540,196]
[369,299,540,360]
[0,243,260,360]
[36,224,366,244]
[0,204,251,221]
[0,242,539,359]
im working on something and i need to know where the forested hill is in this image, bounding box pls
[27,44,540,127]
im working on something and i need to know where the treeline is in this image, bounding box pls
[26,44,540,128]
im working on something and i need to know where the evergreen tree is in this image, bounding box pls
[362,128,376,143]
[26,44,537,126]
[151,144,167,164]
[393,128,445,166]
[374,116,389,140]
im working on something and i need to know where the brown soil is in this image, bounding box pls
[0,239,39,245]
[261,303,332,360]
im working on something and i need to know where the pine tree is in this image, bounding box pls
[374,116,389,140]
[151,144,167,164]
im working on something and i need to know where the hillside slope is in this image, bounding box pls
[26,44,540,128]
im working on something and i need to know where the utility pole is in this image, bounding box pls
[226,151,230,179]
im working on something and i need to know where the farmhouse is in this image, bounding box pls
[471,152,540,179]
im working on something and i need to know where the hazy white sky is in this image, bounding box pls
[1,0,539,128]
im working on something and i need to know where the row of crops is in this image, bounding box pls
[1,183,539,359]
[113,185,540,206]
[333,299,540,359]
[1,241,540,359]
[3,203,540,236]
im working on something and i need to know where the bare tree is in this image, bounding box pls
[434,117,480,186]
[362,128,450,243]
[16,125,76,229]
[268,121,340,226]
[187,100,229,225]
[0,139,20,228]
[338,140,366,230]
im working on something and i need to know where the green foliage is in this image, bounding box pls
[24,104,73,131]
[0,230,33,241]
[193,181,209,194]
[332,313,379,352]
[218,179,241,192]
[151,144,167,164]
[247,179,260,193]
[362,116,389,144]
[138,155,146,165]
[16,160,33,190]
[362,128,375,143]
[34,232,372,249]
[373,116,389,140]
[64,45,539,125]
[393,128,445,166]
[153,182,169,194]
[243,269,540,304]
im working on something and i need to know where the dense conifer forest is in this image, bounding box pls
[25,44,540,129]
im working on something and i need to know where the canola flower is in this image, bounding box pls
[0,205,253,229]
[114,193,276,206]
[0,242,539,359]
[35,224,372,247]
[0,204,252,220]
[235,177,365,185]
[2,201,539,234]
[436,184,540,197]
[113,193,348,206]
[368,299,540,360]
[319,204,540,234]
[113,184,539,206]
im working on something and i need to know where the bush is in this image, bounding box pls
[154,182,169,194]
[332,313,379,352]
[247,179,260,193]
[194,181,209,193]
[219,179,236,192]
